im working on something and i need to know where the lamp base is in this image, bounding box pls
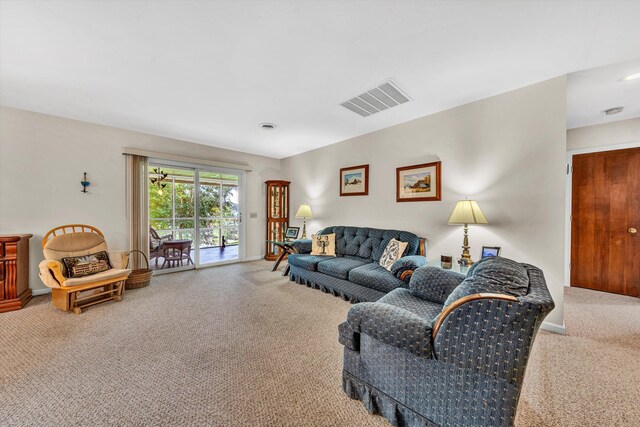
[459,223,474,265]
[301,220,307,240]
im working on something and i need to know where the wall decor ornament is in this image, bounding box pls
[340,164,369,196]
[150,167,168,190]
[80,172,90,193]
[396,161,441,202]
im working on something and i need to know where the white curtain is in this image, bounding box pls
[125,154,149,269]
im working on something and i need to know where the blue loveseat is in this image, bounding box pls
[288,226,426,303]
[339,256,555,427]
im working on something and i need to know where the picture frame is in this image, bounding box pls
[340,164,369,196]
[285,226,300,240]
[481,246,501,258]
[396,161,441,202]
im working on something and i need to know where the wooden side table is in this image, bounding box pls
[0,234,33,313]
[161,239,194,269]
[266,240,298,276]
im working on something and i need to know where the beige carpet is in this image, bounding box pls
[0,261,637,426]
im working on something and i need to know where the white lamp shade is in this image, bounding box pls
[295,203,313,219]
[448,200,488,225]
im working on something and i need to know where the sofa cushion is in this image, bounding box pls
[287,254,333,272]
[379,238,409,271]
[311,233,336,256]
[409,266,466,304]
[317,257,369,280]
[443,256,530,308]
[348,263,406,293]
[318,226,420,261]
[378,288,443,323]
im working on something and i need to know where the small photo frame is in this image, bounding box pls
[285,226,300,240]
[396,161,441,202]
[340,164,369,196]
[481,246,501,258]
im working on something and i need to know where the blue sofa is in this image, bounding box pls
[288,226,426,303]
[339,256,555,427]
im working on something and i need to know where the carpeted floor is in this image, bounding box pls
[0,261,638,426]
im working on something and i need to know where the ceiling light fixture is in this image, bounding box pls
[623,72,640,81]
[260,123,277,130]
[604,106,624,116]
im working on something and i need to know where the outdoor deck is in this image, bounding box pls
[150,245,239,270]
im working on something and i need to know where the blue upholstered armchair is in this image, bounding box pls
[339,256,554,427]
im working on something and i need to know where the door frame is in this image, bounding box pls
[148,158,246,274]
[564,140,640,288]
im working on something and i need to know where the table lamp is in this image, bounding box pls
[295,203,313,239]
[448,200,488,264]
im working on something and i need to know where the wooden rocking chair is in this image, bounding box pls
[38,224,131,314]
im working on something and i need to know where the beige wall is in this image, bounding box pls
[282,77,567,329]
[0,107,282,292]
[567,118,640,151]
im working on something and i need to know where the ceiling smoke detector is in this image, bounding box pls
[260,122,277,130]
[340,79,411,117]
[604,106,624,116]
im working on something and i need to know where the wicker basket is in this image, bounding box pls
[125,250,153,290]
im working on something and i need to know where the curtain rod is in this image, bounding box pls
[122,147,252,171]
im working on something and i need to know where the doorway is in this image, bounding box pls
[148,163,243,273]
[570,147,640,297]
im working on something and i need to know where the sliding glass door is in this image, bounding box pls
[148,163,242,273]
[197,171,240,266]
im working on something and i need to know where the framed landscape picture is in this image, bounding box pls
[340,164,369,196]
[396,161,441,202]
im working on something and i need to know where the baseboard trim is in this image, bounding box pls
[541,321,565,335]
[32,288,52,296]
[244,255,264,262]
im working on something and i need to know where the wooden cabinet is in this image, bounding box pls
[0,234,33,313]
[265,180,290,261]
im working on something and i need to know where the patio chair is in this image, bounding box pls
[150,226,173,267]
[38,224,131,314]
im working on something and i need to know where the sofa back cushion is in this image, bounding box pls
[443,257,530,308]
[318,226,420,261]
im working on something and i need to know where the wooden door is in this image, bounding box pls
[571,147,640,297]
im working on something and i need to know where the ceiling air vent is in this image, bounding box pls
[340,80,411,117]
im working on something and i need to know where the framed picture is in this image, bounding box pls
[481,246,501,258]
[285,226,300,240]
[396,161,441,202]
[340,164,369,196]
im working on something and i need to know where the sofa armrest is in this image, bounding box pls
[432,294,543,382]
[291,239,312,254]
[409,266,466,304]
[390,255,427,283]
[347,302,433,358]
[38,260,63,288]
[108,250,130,270]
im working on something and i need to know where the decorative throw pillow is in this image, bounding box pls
[61,251,112,278]
[310,233,337,256]
[379,238,409,271]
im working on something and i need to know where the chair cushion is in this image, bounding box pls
[409,266,466,304]
[286,254,332,272]
[62,268,131,287]
[443,256,530,308]
[348,263,406,293]
[317,257,369,280]
[43,232,108,261]
[378,288,443,323]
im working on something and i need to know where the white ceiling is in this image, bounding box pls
[1,1,640,159]
[567,58,640,129]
